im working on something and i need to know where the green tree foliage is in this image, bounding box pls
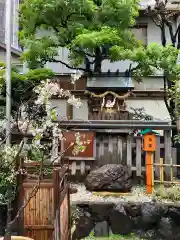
[19,0,140,72]
[110,0,180,125]
[143,0,180,124]
[0,63,55,118]
[19,0,180,80]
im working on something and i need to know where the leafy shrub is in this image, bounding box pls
[154,185,180,201]
[83,232,144,239]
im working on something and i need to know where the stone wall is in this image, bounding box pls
[72,201,180,240]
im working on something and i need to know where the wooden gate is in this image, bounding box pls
[21,165,71,240]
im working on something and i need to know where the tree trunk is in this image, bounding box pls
[94,47,102,73]
[0,206,6,236]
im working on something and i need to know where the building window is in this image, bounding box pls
[132,24,147,46]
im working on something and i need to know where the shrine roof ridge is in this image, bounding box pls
[58,120,173,130]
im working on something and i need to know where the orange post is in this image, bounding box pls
[146,151,153,194]
[143,133,156,194]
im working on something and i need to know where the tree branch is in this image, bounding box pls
[164,18,176,46]
[174,23,180,39]
[161,22,166,46]
[151,16,162,27]
[128,64,140,73]
[176,23,180,49]
[74,49,95,58]
[49,58,88,72]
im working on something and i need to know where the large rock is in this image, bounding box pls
[85,164,132,192]
[157,217,173,239]
[124,203,141,217]
[109,204,132,235]
[140,203,168,229]
[94,221,109,236]
[168,207,180,225]
[88,202,115,222]
[72,209,94,240]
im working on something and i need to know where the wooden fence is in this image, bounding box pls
[20,166,70,240]
[66,132,176,179]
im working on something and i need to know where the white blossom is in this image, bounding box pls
[44,81,60,95]
[71,70,83,84]
[67,95,82,108]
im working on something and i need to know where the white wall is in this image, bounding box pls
[73,99,88,121]
[49,97,170,125]
[126,99,170,120]
[133,77,164,90]
[49,99,89,121]
[50,99,67,120]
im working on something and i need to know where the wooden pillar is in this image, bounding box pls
[136,136,142,177]
[164,129,172,180]
[108,135,113,164]
[117,136,123,164]
[126,135,132,168]
[98,135,104,166]
[172,147,177,176]
[155,135,160,179]
[66,103,73,120]
[108,135,113,153]
[53,169,60,240]
[99,136,104,157]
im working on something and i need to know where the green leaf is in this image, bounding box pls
[20,0,140,71]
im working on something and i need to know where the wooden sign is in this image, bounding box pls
[143,134,156,152]
[61,131,95,160]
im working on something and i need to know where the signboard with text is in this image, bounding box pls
[62,131,96,160]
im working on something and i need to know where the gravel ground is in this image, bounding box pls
[70,184,154,203]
